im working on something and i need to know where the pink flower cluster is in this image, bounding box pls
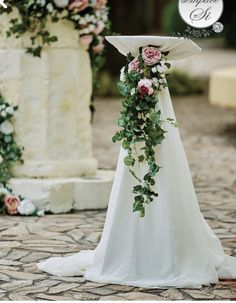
[129,47,163,97]
[69,0,107,54]
[68,0,107,12]
[68,0,88,12]
[128,58,140,73]
[94,0,107,9]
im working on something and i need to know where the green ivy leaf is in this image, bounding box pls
[138,155,145,162]
[122,140,130,150]
[124,155,134,166]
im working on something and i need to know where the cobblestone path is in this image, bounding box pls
[0,96,236,300]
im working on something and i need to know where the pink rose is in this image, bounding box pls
[138,79,154,96]
[93,21,105,35]
[142,46,161,66]
[68,0,88,12]
[93,36,105,54]
[94,0,107,9]
[80,35,93,45]
[4,195,20,215]
[128,58,140,73]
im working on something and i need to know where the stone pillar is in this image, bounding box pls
[0,12,114,213]
[0,13,97,178]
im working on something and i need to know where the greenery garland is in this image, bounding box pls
[113,46,176,217]
[0,94,23,186]
[0,94,44,216]
[0,94,22,212]
[1,0,111,113]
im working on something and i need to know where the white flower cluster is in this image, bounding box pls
[151,62,168,90]
[0,104,15,135]
[120,67,126,82]
[0,104,14,118]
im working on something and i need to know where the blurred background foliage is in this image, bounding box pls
[95,0,236,97]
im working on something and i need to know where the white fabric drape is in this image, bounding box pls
[38,37,236,288]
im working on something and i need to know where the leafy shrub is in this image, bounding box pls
[95,70,205,97]
[95,71,119,97]
[161,0,186,34]
[167,70,206,96]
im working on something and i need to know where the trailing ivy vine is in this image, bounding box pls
[113,46,176,217]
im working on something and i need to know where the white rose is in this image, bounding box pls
[46,3,54,12]
[53,0,69,8]
[151,67,157,73]
[79,18,87,25]
[17,199,36,215]
[37,0,46,6]
[130,88,136,96]
[152,77,159,88]
[0,121,14,135]
[156,65,165,74]
[89,24,96,31]
[72,14,80,20]
[120,67,126,82]
[1,111,7,118]
[160,63,168,73]
[37,209,45,217]
[0,188,9,196]
[0,155,3,164]
[5,107,14,115]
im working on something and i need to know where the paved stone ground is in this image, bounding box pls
[0,96,236,301]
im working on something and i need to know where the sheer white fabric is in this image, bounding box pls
[38,37,236,288]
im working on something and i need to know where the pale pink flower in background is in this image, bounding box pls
[93,36,105,54]
[93,20,105,35]
[94,0,107,9]
[69,0,88,12]
[4,195,20,215]
[80,34,93,45]
[128,57,140,73]
[142,46,161,66]
[138,79,154,96]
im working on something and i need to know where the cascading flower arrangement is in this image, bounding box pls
[0,94,43,216]
[1,0,111,112]
[113,46,176,217]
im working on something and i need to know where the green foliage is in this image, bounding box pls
[0,94,24,210]
[113,49,175,217]
[94,71,119,97]
[167,70,205,96]
[161,0,186,34]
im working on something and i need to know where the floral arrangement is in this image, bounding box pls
[0,94,43,216]
[1,0,111,112]
[113,46,176,217]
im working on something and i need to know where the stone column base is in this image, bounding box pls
[12,159,98,178]
[10,170,114,214]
